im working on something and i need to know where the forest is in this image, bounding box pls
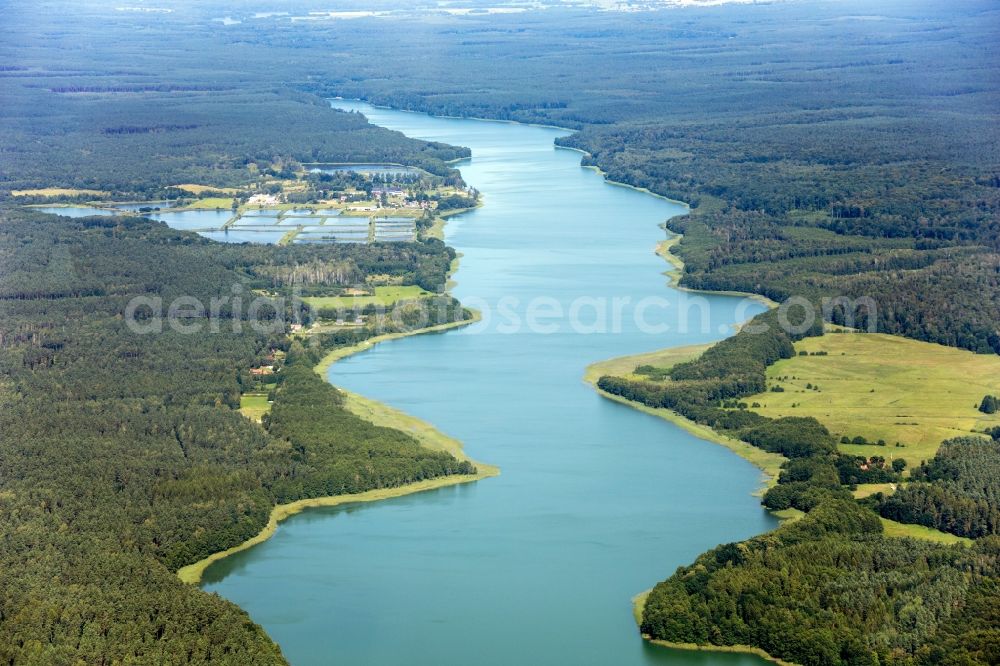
[6,0,994,351]
[0,208,474,663]
[641,500,1000,666]
[875,436,1000,539]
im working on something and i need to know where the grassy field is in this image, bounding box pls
[174,183,238,195]
[304,285,433,310]
[879,517,972,545]
[589,337,984,545]
[582,343,710,384]
[238,393,270,422]
[852,483,897,499]
[184,197,234,210]
[12,187,108,197]
[744,333,1000,466]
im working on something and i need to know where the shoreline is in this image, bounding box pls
[631,591,798,666]
[583,349,785,493]
[313,309,481,376]
[179,203,496,587]
[655,236,779,309]
[555,145,693,208]
[581,234,786,490]
[336,97,578,134]
[587,238,793,661]
[179,312,492,587]
[177,465,497,585]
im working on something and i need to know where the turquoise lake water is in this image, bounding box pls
[201,103,776,665]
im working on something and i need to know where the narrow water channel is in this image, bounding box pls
[202,102,777,665]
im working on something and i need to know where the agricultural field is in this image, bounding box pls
[184,197,234,210]
[175,184,239,195]
[879,517,972,545]
[304,286,433,310]
[11,187,108,197]
[745,333,1000,466]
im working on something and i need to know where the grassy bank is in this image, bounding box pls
[584,348,786,492]
[180,311,493,586]
[313,309,481,376]
[177,466,496,585]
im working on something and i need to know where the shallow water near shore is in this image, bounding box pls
[201,102,777,665]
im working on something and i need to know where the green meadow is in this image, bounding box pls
[304,286,433,310]
[239,393,271,422]
[745,333,1000,466]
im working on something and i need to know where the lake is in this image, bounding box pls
[201,102,776,665]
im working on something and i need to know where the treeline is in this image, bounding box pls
[218,238,458,293]
[0,86,468,196]
[264,360,474,506]
[0,209,473,663]
[313,294,471,339]
[875,436,1000,539]
[641,499,1000,666]
[660,210,1000,354]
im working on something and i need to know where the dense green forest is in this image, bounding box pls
[0,84,467,195]
[0,209,474,663]
[641,500,1000,666]
[875,435,1000,539]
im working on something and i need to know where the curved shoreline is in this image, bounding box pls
[179,198,496,586]
[325,105,790,662]
[583,348,785,493]
[582,234,785,490]
[313,309,482,376]
[177,465,497,585]
[586,234,792,663]
[554,144,693,208]
[195,104,787,660]
[178,312,495,586]
[631,591,798,666]
[337,97,578,133]
[655,236,779,309]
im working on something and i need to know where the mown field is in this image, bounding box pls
[745,333,1000,466]
[304,285,433,310]
[239,393,271,423]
